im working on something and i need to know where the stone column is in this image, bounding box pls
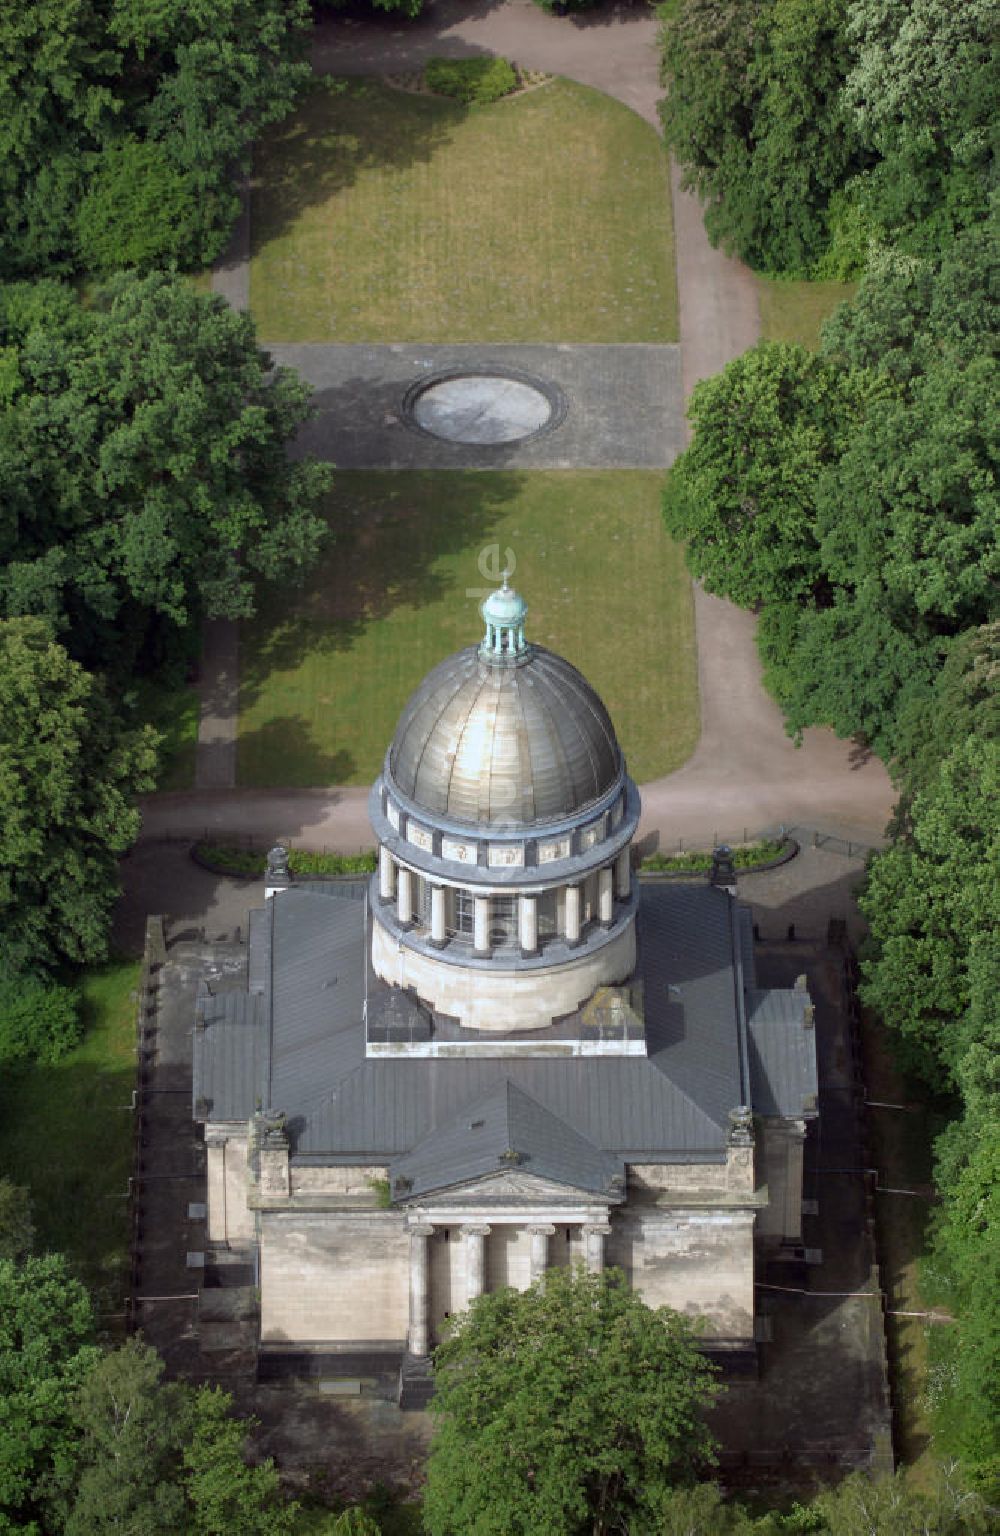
[583,1223,611,1274]
[407,1223,434,1357]
[473,895,490,956]
[565,883,582,946]
[378,845,395,902]
[462,1223,491,1307]
[615,847,631,901]
[528,1224,555,1284]
[430,884,447,946]
[519,894,538,956]
[397,866,413,927]
[598,866,614,926]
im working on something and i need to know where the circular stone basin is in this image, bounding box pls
[411,373,554,445]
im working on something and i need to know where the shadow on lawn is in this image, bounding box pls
[240,469,528,708]
[250,76,467,259]
[236,714,357,788]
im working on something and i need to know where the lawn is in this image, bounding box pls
[135,675,199,790]
[756,276,857,350]
[0,961,138,1316]
[238,471,697,788]
[251,77,677,343]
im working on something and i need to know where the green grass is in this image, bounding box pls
[134,675,199,790]
[238,470,698,788]
[756,276,857,350]
[0,961,138,1312]
[861,1009,949,1484]
[251,77,677,342]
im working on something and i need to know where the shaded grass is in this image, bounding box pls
[0,961,138,1313]
[134,675,199,790]
[238,470,697,788]
[861,1008,950,1484]
[251,77,676,342]
[756,276,857,350]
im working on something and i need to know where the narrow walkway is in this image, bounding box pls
[184,0,893,838]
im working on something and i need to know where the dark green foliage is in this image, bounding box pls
[0,971,82,1065]
[641,838,787,872]
[0,1180,34,1263]
[0,1252,99,1531]
[663,341,872,608]
[0,273,331,677]
[532,0,604,14]
[659,0,993,276]
[659,0,867,275]
[424,57,518,106]
[76,139,210,274]
[859,736,999,1083]
[843,0,997,258]
[0,0,312,279]
[0,619,157,976]
[195,843,377,878]
[423,1266,719,1536]
[50,1340,296,1535]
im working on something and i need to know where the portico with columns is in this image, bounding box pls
[193,575,819,1403]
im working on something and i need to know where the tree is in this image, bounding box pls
[858,734,999,1082]
[843,0,997,254]
[660,0,868,274]
[0,273,331,676]
[0,971,81,1065]
[0,1181,33,1263]
[662,342,872,608]
[423,1266,719,1536]
[54,1342,296,1535]
[0,0,312,279]
[182,1387,294,1535]
[0,1253,99,1530]
[0,1,119,276]
[0,618,157,975]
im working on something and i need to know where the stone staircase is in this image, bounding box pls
[397,1351,435,1411]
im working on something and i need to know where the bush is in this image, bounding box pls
[76,139,230,275]
[0,972,82,1065]
[424,57,518,105]
[194,843,376,878]
[641,838,788,873]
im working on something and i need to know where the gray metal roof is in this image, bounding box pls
[746,989,819,1119]
[193,882,818,1177]
[389,1081,624,1201]
[387,644,622,827]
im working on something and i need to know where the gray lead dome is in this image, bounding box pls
[387,643,623,827]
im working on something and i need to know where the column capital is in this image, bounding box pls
[581,1222,612,1236]
[526,1223,557,1236]
[406,1218,436,1236]
[460,1222,492,1238]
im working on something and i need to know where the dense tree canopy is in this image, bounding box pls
[660,0,868,273]
[0,273,331,676]
[0,618,157,975]
[0,1253,99,1531]
[0,0,311,278]
[423,1266,719,1536]
[659,0,996,274]
[663,342,872,608]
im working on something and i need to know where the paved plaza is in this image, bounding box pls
[266,342,684,468]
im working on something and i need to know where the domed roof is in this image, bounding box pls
[388,644,622,826]
[387,580,623,827]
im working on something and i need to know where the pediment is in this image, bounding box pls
[410,1168,614,1206]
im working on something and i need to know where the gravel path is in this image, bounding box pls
[177,0,893,847]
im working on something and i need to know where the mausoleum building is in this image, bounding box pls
[193,579,818,1397]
